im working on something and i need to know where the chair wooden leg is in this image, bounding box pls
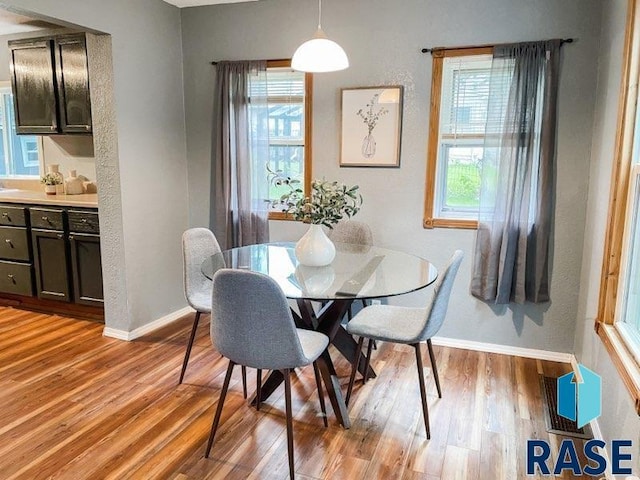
[283,368,295,480]
[179,311,201,384]
[346,336,364,407]
[427,339,442,398]
[256,369,262,411]
[312,361,328,427]
[413,343,431,439]
[205,360,235,457]
[241,365,248,399]
[363,339,374,384]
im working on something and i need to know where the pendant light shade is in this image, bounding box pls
[292,0,349,73]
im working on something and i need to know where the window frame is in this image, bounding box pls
[596,0,640,414]
[423,46,493,230]
[265,59,313,221]
[0,81,44,180]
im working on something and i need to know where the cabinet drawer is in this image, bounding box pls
[68,210,99,234]
[0,260,33,296]
[0,226,30,261]
[30,208,64,231]
[0,205,27,227]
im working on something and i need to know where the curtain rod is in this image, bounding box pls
[421,38,574,54]
[210,58,290,65]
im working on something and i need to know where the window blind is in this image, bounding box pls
[440,55,512,138]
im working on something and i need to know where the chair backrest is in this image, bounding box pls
[418,250,464,341]
[328,220,373,246]
[210,269,312,370]
[183,228,221,309]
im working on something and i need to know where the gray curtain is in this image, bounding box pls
[471,40,561,304]
[211,60,270,250]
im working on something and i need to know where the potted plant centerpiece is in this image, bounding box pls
[269,169,363,266]
[41,173,63,195]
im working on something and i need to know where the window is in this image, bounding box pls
[424,47,507,229]
[0,85,41,178]
[256,60,312,220]
[597,1,640,413]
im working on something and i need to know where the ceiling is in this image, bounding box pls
[164,0,258,7]
[0,9,61,35]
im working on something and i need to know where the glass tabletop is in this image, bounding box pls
[201,242,438,301]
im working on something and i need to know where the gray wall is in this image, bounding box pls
[182,0,602,352]
[574,0,640,471]
[3,0,189,331]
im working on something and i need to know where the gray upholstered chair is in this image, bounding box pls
[180,228,248,396]
[329,220,374,320]
[345,250,464,439]
[205,269,329,480]
[328,220,374,246]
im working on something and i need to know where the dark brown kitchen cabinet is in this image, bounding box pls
[32,228,71,302]
[54,34,92,133]
[8,38,58,134]
[8,33,92,135]
[69,233,103,306]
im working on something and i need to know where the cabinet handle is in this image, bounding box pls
[1,212,7,217]
[81,218,88,223]
[84,125,90,131]
[69,235,74,240]
[50,125,56,131]
[4,239,12,246]
[57,233,64,239]
[7,274,14,284]
[41,216,49,221]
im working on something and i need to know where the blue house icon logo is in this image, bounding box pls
[557,364,602,428]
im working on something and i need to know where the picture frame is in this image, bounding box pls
[340,85,403,168]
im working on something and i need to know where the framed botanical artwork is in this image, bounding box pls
[340,86,403,167]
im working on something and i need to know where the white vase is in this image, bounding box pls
[295,224,336,267]
[65,170,84,195]
[47,164,64,194]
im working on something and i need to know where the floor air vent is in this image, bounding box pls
[540,376,592,439]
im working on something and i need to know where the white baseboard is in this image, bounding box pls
[430,336,574,363]
[103,306,194,341]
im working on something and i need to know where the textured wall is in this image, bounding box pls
[574,0,640,468]
[2,0,190,331]
[182,0,602,352]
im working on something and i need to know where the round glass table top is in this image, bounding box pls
[201,242,438,301]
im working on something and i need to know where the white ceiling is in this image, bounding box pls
[164,0,258,7]
[0,9,61,35]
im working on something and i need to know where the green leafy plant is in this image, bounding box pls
[41,173,62,186]
[268,166,363,228]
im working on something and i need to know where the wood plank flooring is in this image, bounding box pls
[0,307,591,479]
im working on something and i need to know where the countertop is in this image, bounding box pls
[0,189,98,208]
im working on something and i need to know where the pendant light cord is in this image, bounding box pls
[318,0,322,29]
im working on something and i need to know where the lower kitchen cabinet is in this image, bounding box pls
[69,233,103,306]
[32,229,71,302]
[0,203,103,316]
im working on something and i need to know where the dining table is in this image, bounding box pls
[201,241,438,428]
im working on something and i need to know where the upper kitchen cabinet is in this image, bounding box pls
[8,33,92,135]
[54,34,92,134]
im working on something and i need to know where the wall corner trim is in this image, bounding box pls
[431,336,574,363]
[103,306,194,341]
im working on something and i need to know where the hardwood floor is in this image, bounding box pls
[0,307,590,479]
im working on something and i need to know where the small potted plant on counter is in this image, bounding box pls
[41,173,62,195]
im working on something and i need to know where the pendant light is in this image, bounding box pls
[292,0,349,73]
